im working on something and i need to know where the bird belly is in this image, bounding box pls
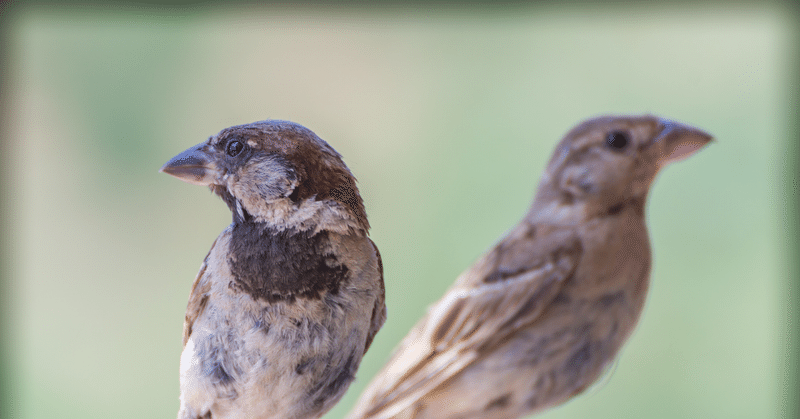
[179,290,369,419]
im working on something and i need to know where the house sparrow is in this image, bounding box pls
[348,115,712,419]
[161,120,386,419]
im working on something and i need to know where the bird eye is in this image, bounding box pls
[226,140,245,157]
[606,131,629,150]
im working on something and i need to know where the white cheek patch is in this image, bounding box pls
[251,159,294,199]
[228,155,296,216]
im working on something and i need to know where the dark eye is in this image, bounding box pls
[606,131,629,150]
[226,140,245,157]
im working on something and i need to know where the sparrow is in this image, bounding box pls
[160,120,386,419]
[348,115,712,419]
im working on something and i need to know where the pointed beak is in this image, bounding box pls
[653,118,714,167]
[160,143,217,186]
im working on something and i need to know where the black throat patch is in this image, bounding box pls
[227,223,349,303]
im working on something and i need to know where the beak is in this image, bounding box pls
[653,118,713,167]
[160,143,217,186]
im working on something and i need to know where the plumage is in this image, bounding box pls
[161,120,386,419]
[348,115,711,419]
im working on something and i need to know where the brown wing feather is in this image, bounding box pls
[364,238,387,354]
[182,239,217,346]
[350,223,581,419]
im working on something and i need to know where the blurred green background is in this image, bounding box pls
[1,2,797,418]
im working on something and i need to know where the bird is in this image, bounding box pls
[160,120,386,419]
[348,115,712,419]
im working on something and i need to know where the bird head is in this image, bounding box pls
[531,115,712,223]
[161,120,368,232]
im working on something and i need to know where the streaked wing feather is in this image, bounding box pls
[182,238,217,346]
[351,224,581,419]
[365,238,387,353]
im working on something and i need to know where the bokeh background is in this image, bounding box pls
[1,2,797,418]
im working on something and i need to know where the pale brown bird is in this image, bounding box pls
[348,115,712,419]
[161,120,386,419]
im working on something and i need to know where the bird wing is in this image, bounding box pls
[364,238,388,353]
[350,223,581,419]
[182,238,217,346]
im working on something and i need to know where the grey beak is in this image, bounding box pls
[160,143,217,186]
[654,118,714,167]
